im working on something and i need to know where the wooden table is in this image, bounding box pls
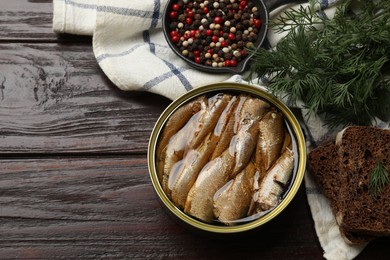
[0,1,389,259]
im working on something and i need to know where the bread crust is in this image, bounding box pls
[336,126,390,236]
[307,126,390,244]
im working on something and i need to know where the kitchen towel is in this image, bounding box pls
[52,0,365,259]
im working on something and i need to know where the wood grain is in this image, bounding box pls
[0,156,324,259]
[0,43,170,155]
[0,1,55,42]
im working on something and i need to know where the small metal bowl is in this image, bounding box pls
[162,0,268,74]
[148,82,306,235]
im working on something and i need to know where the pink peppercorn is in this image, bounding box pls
[228,33,235,41]
[171,36,179,43]
[172,4,179,11]
[214,16,223,24]
[170,11,178,19]
[253,19,262,28]
[185,17,192,24]
[205,29,213,36]
[230,59,237,66]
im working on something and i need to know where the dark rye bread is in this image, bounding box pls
[307,139,373,245]
[335,126,390,237]
[308,140,342,212]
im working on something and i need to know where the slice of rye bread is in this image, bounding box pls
[308,140,342,212]
[307,140,374,244]
[335,126,390,237]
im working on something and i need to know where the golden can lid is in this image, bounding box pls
[148,82,306,234]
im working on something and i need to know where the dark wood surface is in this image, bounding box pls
[0,1,389,259]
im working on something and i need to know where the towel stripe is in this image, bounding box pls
[142,67,188,91]
[96,43,144,63]
[142,30,193,91]
[321,0,329,8]
[151,0,161,29]
[63,0,97,10]
[61,0,163,19]
[97,5,157,18]
[143,30,156,54]
[162,61,193,91]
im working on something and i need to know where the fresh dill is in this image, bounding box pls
[250,0,390,127]
[368,160,389,198]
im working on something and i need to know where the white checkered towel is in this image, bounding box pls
[52,1,368,259]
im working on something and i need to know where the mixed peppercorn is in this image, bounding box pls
[167,0,263,68]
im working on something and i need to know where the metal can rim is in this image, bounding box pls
[148,82,306,234]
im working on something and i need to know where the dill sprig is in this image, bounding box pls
[369,160,389,198]
[250,0,390,127]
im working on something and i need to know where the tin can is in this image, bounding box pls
[148,82,306,235]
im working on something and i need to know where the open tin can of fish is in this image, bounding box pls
[148,82,306,235]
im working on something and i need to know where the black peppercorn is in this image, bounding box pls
[236,23,244,31]
[178,14,185,22]
[194,38,201,45]
[209,10,217,18]
[193,20,201,28]
[177,0,184,8]
[242,20,250,27]
[222,26,230,33]
[205,36,212,44]
[169,22,178,30]
[224,53,233,60]
[242,13,251,21]
[247,2,255,9]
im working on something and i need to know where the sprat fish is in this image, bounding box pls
[256,148,294,211]
[213,161,256,225]
[184,149,235,223]
[256,110,285,178]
